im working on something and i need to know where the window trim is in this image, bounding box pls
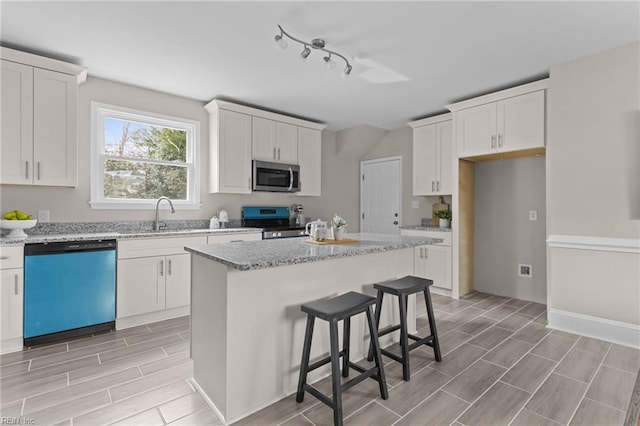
[90,102,201,210]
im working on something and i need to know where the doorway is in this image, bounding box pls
[360,156,402,234]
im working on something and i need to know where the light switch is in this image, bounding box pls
[529,210,537,221]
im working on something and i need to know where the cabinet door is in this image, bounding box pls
[33,68,77,186]
[437,121,452,194]
[117,256,166,317]
[457,103,497,157]
[297,127,321,196]
[1,269,23,340]
[252,116,277,161]
[165,254,191,309]
[412,124,437,196]
[1,60,33,185]
[276,122,298,163]
[497,90,545,153]
[213,109,251,194]
[423,245,452,290]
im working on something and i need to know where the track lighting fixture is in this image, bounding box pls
[274,25,353,77]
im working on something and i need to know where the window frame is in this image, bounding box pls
[90,102,201,210]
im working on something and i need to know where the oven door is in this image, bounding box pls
[252,160,300,192]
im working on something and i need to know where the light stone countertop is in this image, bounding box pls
[185,232,443,271]
[0,227,262,246]
[401,225,452,233]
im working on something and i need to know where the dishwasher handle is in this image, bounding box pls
[25,240,116,255]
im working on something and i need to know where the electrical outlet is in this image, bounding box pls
[518,263,533,278]
[529,210,537,221]
[412,200,419,209]
[38,210,50,223]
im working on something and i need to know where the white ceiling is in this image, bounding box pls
[2,1,638,130]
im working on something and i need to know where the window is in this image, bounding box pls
[91,103,200,209]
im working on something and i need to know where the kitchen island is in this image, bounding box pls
[185,232,442,423]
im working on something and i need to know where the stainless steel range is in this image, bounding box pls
[241,206,307,239]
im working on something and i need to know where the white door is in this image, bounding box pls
[361,156,402,234]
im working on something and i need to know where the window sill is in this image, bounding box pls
[89,200,201,210]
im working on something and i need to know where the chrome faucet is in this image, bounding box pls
[154,196,175,231]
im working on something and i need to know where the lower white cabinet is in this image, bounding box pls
[401,230,452,292]
[1,246,24,354]
[117,236,207,322]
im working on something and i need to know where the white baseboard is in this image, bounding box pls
[548,308,640,349]
[1,337,24,355]
[191,378,227,425]
[116,305,190,330]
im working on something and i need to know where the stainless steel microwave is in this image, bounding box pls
[252,160,300,192]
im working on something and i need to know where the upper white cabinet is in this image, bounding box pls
[297,127,322,196]
[409,114,452,196]
[205,99,326,195]
[252,117,298,163]
[1,48,86,187]
[448,81,548,159]
[206,105,252,194]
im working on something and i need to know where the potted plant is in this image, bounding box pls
[331,214,348,240]
[436,210,452,228]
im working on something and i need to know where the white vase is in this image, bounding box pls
[439,219,450,228]
[333,227,346,240]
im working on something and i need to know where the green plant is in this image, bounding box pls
[436,210,452,220]
[332,214,347,229]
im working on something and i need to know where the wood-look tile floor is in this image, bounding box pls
[1,293,638,426]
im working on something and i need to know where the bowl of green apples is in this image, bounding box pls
[1,210,37,238]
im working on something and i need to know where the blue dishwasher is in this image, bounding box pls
[24,239,116,346]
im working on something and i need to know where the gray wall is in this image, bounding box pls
[473,156,547,303]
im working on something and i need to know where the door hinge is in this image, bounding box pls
[362,174,364,181]
[362,213,365,219]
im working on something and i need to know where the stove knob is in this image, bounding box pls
[271,232,277,238]
[277,232,282,237]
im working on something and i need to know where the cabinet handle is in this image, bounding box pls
[37,162,41,180]
[160,260,164,277]
[432,181,435,191]
[498,133,503,147]
[248,177,251,190]
[419,247,423,258]
[14,274,19,295]
[273,147,276,159]
[491,135,496,149]
[25,161,29,179]
[168,259,172,275]
[277,148,280,160]
[0,256,9,260]
[436,181,440,191]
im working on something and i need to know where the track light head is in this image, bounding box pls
[343,64,353,76]
[300,46,311,60]
[274,33,287,50]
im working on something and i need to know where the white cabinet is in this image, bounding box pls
[252,117,298,163]
[401,230,452,292]
[0,48,85,187]
[1,246,24,354]
[207,107,252,194]
[117,236,207,321]
[456,90,545,158]
[204,100,326,195]
[297,127,322,196]
[410,116,452,196]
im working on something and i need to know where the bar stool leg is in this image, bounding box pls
[366,305,389,400]
[296,315,315,402]
[423,289,442,362]
[398,293,410,381]
[342,317,350,378]
[367,291,384,362]
[329,318,343,426]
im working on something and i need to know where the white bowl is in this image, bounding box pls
[1,219,38,238]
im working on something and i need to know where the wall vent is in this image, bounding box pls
[518,264,533,278]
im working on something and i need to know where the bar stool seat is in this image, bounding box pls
[296,291,388,426]
[367,275,442,381]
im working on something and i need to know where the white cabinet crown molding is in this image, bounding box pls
[407,112,452,128]
[445,79,549,112]
[205,99,326,131]
[0,47,87,84]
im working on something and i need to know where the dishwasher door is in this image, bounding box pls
[24,240,116,345]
